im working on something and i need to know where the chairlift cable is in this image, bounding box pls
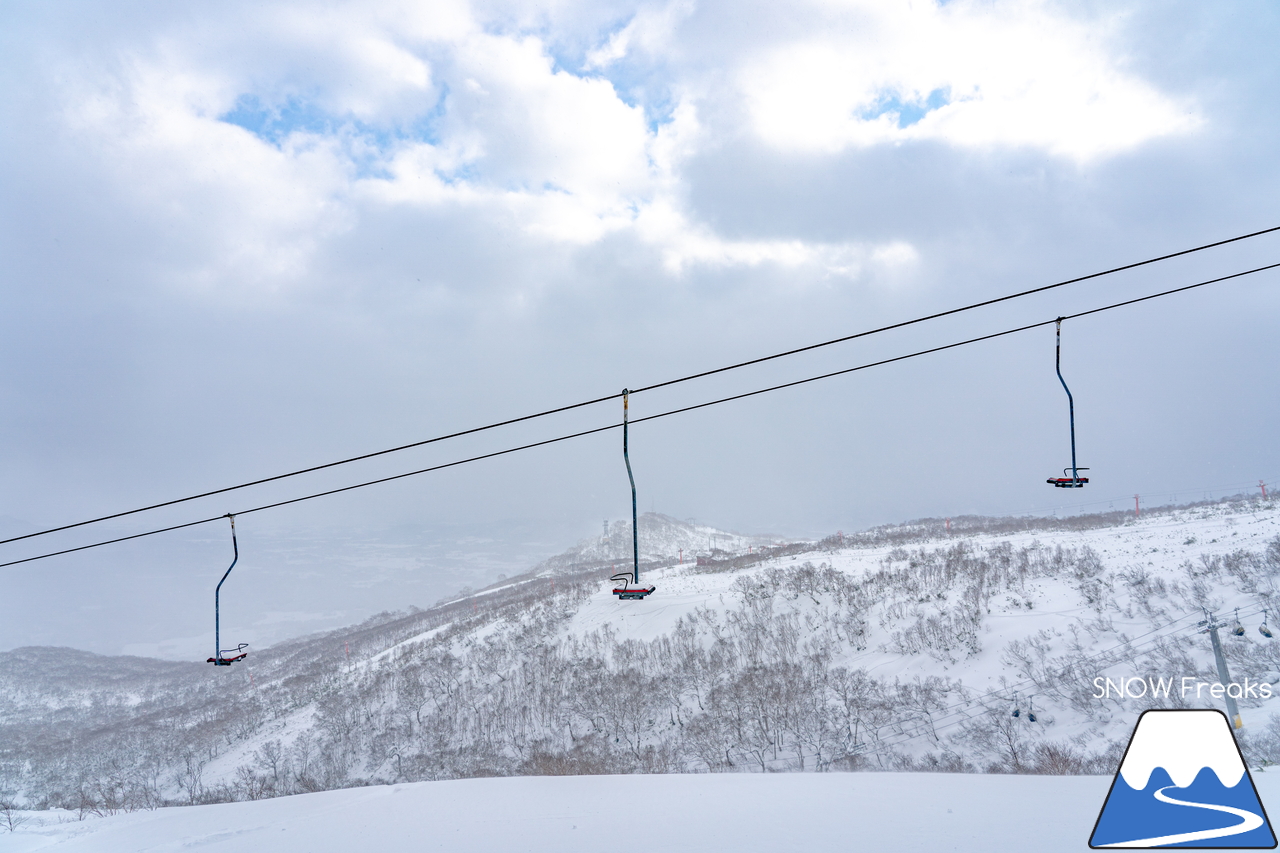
[1,261,1278,570]
[860,606,1222,734]
[623,261,1280,427]
[629,225,1280,396]
[0,391,620,549]
[0,422,622,568]
[861,612,1238,757]
[868,605,1269,753]
[3,230,1277,550]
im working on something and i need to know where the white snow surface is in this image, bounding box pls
[0,771,1167,853]
[1119,710,1247,790]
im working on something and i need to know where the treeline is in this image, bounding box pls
[842,494,1273,549]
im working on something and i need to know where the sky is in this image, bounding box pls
[1,0,1278,657]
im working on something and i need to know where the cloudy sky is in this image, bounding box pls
[1,0,1277,656]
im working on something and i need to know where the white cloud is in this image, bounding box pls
[584,0,694,69]
[449,33,652,202]
[353,31,916,275]
[741,0,1200,161]
[29,0,1201,297]
[634,197,919,278]
[58,51,352,293]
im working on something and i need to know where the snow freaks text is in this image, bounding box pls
[1092,676,1274,701]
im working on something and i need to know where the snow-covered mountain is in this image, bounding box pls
[527,512,777,576]
[4,497,1280,815]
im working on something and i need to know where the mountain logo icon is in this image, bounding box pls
[1090,709,1277,848]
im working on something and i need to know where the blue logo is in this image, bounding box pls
[1090,709,1276,848]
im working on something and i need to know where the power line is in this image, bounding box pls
[1,261,1277,570]
[4,227,1278,550]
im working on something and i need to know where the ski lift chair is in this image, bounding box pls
[611,571,656,601]
[1047,468,1090,488]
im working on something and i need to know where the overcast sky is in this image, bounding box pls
[2,0,1277,657]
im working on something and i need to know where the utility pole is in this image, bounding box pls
[1199,610,1243,730]
[1134,494,1141,518]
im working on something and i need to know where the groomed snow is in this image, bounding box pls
[12,770,1269,853]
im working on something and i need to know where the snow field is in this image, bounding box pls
[4,770,1146,853]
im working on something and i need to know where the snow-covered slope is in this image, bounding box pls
[4,497,1280,814]
[3,771,1139,853]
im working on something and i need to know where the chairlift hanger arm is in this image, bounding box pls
[624,390,638,586]
[613,390,654,600]
[209,514,248,665]
[1056,318,1078,481]
[1047,318,1088,487]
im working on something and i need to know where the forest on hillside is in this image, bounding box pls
[5,504,1280,819]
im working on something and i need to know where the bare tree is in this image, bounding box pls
[0,793,28,833]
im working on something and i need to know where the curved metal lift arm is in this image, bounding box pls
[615,390,654,599]
[209,514,248,665]
[1048,318,1089,488]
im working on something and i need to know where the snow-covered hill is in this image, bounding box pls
[4,498,1280,816]
[527,512,776,576]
